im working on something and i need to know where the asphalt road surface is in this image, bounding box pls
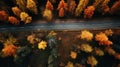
[0,19,120,32]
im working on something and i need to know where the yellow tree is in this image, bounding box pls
[26,0,38,14]
[75,0,89,16]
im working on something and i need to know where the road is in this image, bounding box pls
[0,18,120,32]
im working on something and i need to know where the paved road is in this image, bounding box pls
[0,19,120,32]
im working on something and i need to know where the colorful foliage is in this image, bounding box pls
[65,62,74,67]
[93,0,104,7]
[38,41,47,50]
[114,53,120,60]
[43,9,53,21]
[2,44,17,57]
[101,0,110,15]
[0,10,8,21]
[104,29,113,36]
[57,0,67,17]
[12,6,22,17]
[75,0,89,16]
[80,44,93,53]
[70,51,77,59]
[16,0,27,11]
[80,30,93,41]
[46,0,54,11]
[84,6,95,19]
[95,32,113,46]
[27,34,40,44]
[26,0,38,14]
[110,1,120,15]
[94,48,104,56]
[105,47,116,55]
[59,8,65,17]
[20,12,32,24]
[68,0,76,15]
[8,16,20,25]
[87,56,98,67]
